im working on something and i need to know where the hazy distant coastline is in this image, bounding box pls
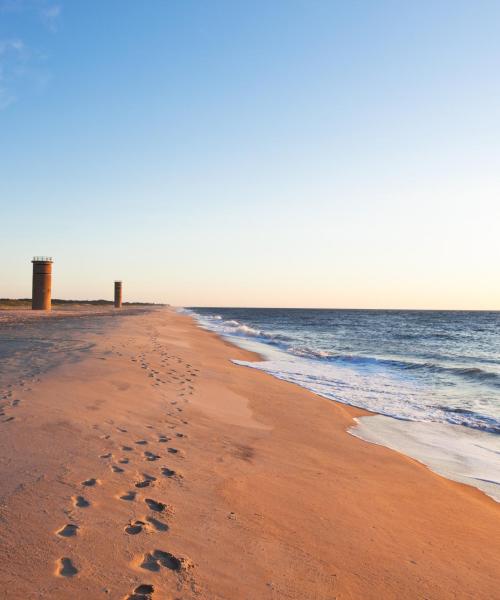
[0,298,166,309]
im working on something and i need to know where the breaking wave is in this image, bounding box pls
[183,306,500,435]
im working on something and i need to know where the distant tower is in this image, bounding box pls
[114,281,122,308]
[31,257,53,310]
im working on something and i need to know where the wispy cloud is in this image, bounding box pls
[40,4,61,32]
[0,39,25,54]
[0,1,62,30]
[0,1,60,109]
[0,38,25,108]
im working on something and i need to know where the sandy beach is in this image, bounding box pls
[0,306,499,600]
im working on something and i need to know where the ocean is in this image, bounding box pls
[185,307,500,501]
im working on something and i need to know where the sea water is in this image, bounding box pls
[185,308,500,501]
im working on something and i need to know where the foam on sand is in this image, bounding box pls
[350,415,500,502]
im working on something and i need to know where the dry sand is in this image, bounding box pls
[0,306,498,599]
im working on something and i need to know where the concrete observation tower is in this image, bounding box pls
[31,257,53,310]
[114,281,122,308]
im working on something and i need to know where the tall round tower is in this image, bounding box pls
[114,281,122,308]
[31,257,53,310]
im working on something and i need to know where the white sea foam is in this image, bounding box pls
[186,308,500,502]
[349,416,500,502]
[236,344,500,502]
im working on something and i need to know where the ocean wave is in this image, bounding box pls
[290,346,333,359]
[393,332,457,341]
[405,362,500,387]
[236,355,500,436]
[434,406,500,434]
[187,308,500,436]
[285,349,500,388]
[193,311,500,389]
[209,318,293,343]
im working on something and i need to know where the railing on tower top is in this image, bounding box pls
[32,256,53,262]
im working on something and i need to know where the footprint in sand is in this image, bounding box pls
[144,499,167,513]
[100,453,112,459]
[126,584,155,599]
[57,557,78,577]
[122,445,134,452]
[144,451,160,462]
[119,491,137,502]
[111,465,125,473]
[125,520,146,535]
[119,457,130,464]
[135,440,148,445]
[135,474,157,489]
[145,516,168,532]
[139,550,182,572]
[57,524,79,537]
[73,495,90,508]
[160,467,177,478]
[82,478,99,487]
[157,435,169,443]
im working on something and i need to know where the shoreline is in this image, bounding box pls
[0,306,499,599]
[187,307,500,504]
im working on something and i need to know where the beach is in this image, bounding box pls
[0,306,499,600]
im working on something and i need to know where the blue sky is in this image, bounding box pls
[1,0,499,308]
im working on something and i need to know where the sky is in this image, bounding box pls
[1,0,499,309]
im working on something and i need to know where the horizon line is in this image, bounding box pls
[184,305,500,312]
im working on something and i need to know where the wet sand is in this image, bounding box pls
[0,306,498,599]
